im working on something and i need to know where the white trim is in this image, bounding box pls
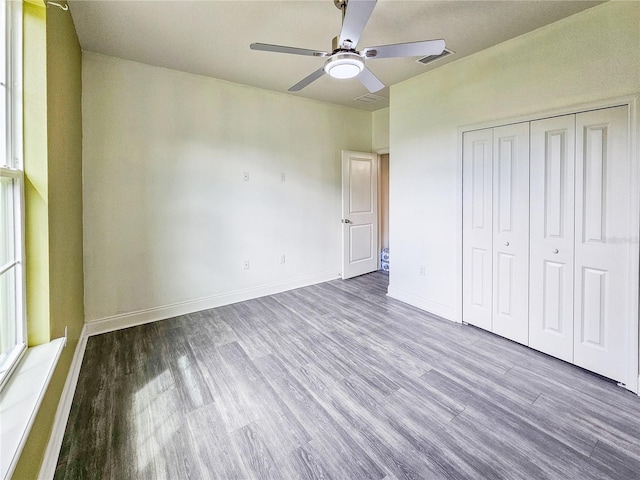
[0,342,26,390]
[455,116,464,324]
[38,326,88,480]
[0,338,65,480]
[0,0,26,396]
[8,0,22,171]
[458,94,640,395]
[387,285,458,322]
[0,259,18,275]
[376,151,382,270]
[0,166,21,177]
[625,95,639,395]
[459,94,638,134]
[374,148,389,155]
[85,270,340,336]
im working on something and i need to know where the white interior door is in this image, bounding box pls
[341,151,378,280]
[491,122,530,345]
[529,115,576,362]
[462,129,493,331]
[573,106,630,383]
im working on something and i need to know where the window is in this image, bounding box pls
[0,0,23,390]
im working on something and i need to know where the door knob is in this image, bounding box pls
[341,219,352,224]
[553,248,559,254]
[504,241,510,246]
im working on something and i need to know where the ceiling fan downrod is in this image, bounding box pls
[333,0,354,50]
[334,0,348,17]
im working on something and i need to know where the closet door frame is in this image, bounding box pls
[456,94,639,395]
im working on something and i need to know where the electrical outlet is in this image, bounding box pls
[243,172,250,182]
[243,260,250,270]
[419,265,426,276]
[280,172,286,182]
[280,254,286,264]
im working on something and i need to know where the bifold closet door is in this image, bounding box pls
[463,123,530,343]
[462,129,493,331]
[529,115,575,362]
[491,123,530,345]
[574,106,631,383]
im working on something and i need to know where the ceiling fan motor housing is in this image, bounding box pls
[324,52,365,79]
[332,35,355,53]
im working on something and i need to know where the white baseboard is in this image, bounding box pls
[38,325,88,480]
[387,285,458,322]
[85,270,340,336]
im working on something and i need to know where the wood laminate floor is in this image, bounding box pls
[55,272,640,480]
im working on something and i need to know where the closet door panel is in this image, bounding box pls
[574,106,630,383]
[529,115,575,362]
[492,122,530,345]
[463,129,493,331]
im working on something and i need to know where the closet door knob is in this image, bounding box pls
[504,241,510,246]
[553,249,559,254]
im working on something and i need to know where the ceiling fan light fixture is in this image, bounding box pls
[324,52,364,79]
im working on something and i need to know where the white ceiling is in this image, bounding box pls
[67,0,604,111]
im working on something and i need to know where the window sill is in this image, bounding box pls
[0,337,65,480]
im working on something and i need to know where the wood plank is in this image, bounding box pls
[56,271,640,480]
[185,403,248,480]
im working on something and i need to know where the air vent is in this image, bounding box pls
[416,48,454,65]
[354,93,386,104]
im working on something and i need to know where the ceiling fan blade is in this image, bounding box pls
[250,43,328,57]
[357,67,385,93]
[289,67,326,92]
[338,0,377,49]
[364,39,446,59]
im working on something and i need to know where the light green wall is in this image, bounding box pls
[14,1,84,478]
[46,0,84,343]
[23,0,49,346]
[388,1,640,319]
[372,107,389,152]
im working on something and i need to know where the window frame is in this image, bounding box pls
[0,0,25,391]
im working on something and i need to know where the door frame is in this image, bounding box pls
[457,94,640,394]
[375,148,389,272]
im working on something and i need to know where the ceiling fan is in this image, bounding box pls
[250,0,446,93]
